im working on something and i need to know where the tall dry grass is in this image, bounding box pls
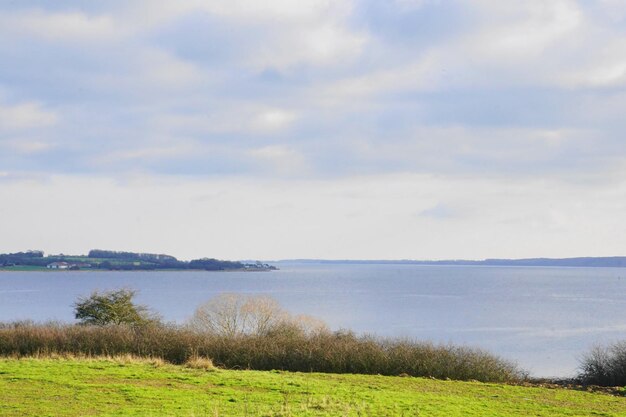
[0,321,524,382]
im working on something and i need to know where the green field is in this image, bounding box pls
[1,358,625,416]
[0,265,51,271]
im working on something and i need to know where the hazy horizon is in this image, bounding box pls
[6,248,626,264]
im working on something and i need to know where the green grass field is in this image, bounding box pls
[1,357,625,416]
[0,265,50,271]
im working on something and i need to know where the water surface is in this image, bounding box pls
[2,263,626,377]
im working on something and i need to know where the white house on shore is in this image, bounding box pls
[46,261,70,269]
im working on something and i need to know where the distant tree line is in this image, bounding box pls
[0,249,274,271]
[0,251,45,267]
[87,250,178,263]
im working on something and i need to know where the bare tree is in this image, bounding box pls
[240,295,287,336]
[188,293,249,336]
[288,314,329,336]
[187,293,323,337]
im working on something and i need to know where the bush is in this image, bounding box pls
[0,293,525,382]
[579,341,626,386]
[74,289,158,326]
[0,321,524,383]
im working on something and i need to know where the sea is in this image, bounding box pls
[2,262,626,378]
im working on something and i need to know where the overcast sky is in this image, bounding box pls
[1,0,626,260]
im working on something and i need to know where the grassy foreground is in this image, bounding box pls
[1,358,625,416]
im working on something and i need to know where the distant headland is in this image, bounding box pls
[0,250,277,271]
[278,257,626,268]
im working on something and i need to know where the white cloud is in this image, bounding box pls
[152,106,297,136]
[86,48,204,93]
[252,109,297,131]
[141,49,203,88]
[474,0,583,55]
[0,10,124,42]
[315,0,621,103]
[248,145,308,175]
[130,0,353,26]
[315,52,441,104]
[347,126,594,176]
[310,1,588,102]
[556,39,626,88]
[128,0,367,69]
[251,21,367,69]
[1,138,55,154]
[0,102,57,131]
[92,141,203,165]
[597,0,626,22]
[563,61,626,88]
[392,0,430,11]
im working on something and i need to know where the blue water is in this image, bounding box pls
[2,263,626,377]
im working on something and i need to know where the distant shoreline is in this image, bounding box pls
[0,249,278,272]
[276,256,626,268]
[0,267,276,273]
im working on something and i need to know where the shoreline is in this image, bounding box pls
[0,267,277,273]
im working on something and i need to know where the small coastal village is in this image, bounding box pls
[45,261,90,270]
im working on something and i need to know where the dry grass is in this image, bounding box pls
[184,355,216,370]
[1,351,167,367]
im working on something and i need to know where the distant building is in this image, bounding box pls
[46,262,70,269]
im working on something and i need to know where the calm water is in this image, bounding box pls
[2,263,626,377]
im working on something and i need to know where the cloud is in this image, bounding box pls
[94,143,202,164]
[82,47,204,94]
[596,0,626,22]
[419,203,458,220]
[1,138,55,154]
[0,102,57,131]
[315,53,441,104]
[471,0,583,55]
[309,0,589,105]
[248,145,309,176]
[252,109,297,131]
[150,106,297,138]
[0,9,123,42]
[127,0,367,70]
[3,172,626,259]
[2,0,625,182]
[249,20,367,70]
[556,39,626,88]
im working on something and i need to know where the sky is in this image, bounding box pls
[1,0,626,260]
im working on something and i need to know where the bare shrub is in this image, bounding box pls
[264,314,329,339]
[0,293,524,383]
[187,294,290,336]
[287,314,330,336]
[188,293,248,336]
[241,295,288,336]
[579,341,626,386]
[0,321,524,382]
